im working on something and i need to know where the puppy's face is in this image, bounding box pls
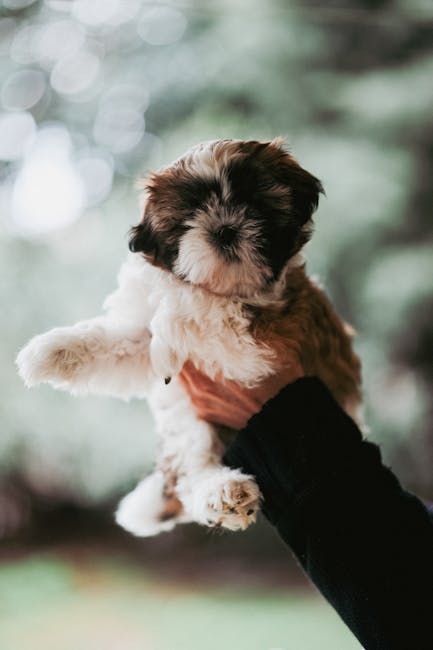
[129,139,323,298]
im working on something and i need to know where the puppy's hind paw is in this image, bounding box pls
[115,471,186,537]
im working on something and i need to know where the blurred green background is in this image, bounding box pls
[1,1,432,648]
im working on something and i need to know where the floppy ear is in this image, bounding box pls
[129,221,159,258]
[287,163,324,226]
[268,139,324,226]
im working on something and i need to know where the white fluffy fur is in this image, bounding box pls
[175,212,268,297]
[17,254,273,535]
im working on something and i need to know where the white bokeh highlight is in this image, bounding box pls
[1,69,46,111]
[76,151,114,206]
[0,111,36,161]
[138,6,187,46]
[51,50,101,96]
[71,0,142,27]
[11,126,85,235]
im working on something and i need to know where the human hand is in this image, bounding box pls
[179,359,304,429]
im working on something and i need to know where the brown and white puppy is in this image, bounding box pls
[17,138,361,536]
[130,138,320,298]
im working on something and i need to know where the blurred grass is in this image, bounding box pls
[0,553,362,650]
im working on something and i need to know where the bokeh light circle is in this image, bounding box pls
[50,51,101,96]
[11,126,85,235]
[1,69,46,111]
[137,6,187,46]
[0,111,36,161]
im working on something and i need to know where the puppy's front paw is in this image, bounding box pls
[16,328,93,387]
[187,468,261,532]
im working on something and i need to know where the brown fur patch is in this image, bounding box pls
[158,494,183,522]
[249,266,362,420]
[158,469,183,522]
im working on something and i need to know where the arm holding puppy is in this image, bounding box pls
[181,369,433,650]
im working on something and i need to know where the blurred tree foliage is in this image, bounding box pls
[0,0,432,514]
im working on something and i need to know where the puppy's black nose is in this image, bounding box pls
[214,225,237,246]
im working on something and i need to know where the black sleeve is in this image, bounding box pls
[223,377,433,650]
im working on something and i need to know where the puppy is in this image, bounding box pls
[16,138,361,536]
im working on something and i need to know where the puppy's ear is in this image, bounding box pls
[268,138,324,226]
[129,221,159,258]
[288,164,324,226]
